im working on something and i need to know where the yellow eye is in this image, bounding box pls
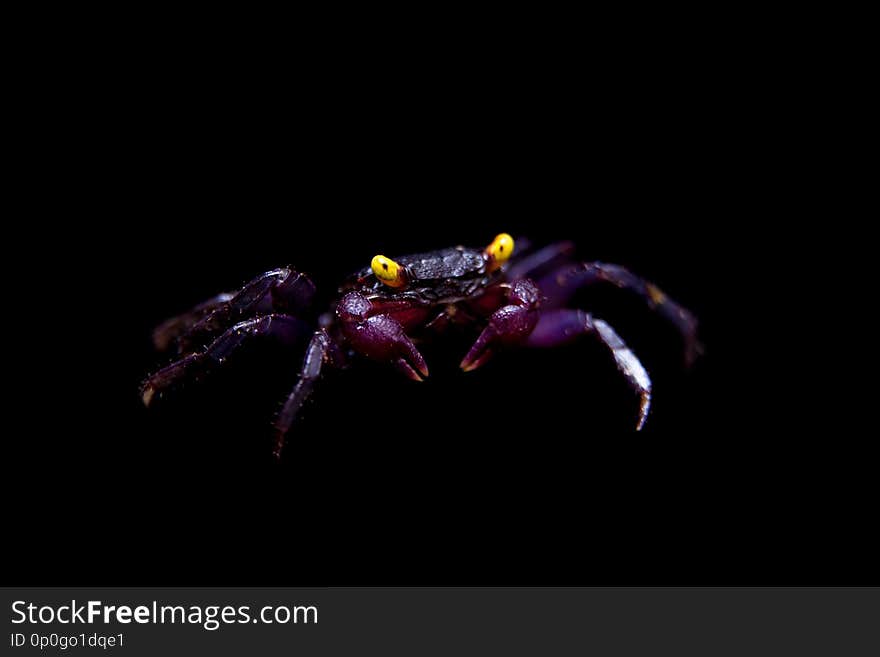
[371,255,407,288]
[485,233,515,269]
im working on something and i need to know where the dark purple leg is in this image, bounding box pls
[273,329,343,458]
[460,279,541,372]
[171,268,316,354]
[506,240,576,280]
[527,309,652,430]
[537,262,701,366]
[152,293,235,351]
[141,314,311,407]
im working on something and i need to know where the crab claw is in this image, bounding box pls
[460,346,495,373]
[384,323,430,381]
[394,356,429,382]
[339,298,430,382]
[460,305,537,372]
[366,318,429,381]
[460,286,539,372]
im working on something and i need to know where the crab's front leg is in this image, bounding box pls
[337,292,430,381]
[460,279,541,372]
[273,328,343,458]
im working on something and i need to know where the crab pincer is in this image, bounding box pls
[460,279,541,372]
[337,292,429,381]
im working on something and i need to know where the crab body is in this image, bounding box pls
[143,234,701,457]
[334,245,537,374]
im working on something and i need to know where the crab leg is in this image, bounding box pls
[152,292,235,352]
[161,268,316,354]
[505,240,576,280]
[141,314,311,407]
[537,262,701,367]
[273,329,342,458]
[526,309,652,430]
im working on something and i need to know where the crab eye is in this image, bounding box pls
[486,233,515,269]
[371,255,407,288]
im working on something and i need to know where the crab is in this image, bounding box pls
[142,234,700,457]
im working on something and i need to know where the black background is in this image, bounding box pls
[6,28,871,587]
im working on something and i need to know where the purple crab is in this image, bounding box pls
[142,234,700,457]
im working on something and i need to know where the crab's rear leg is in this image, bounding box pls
[152,293,235,352]
[538,262,701,367]
[527,309,652,430]
[141,314,311,407]
[505,240,576,280]
[155,268,316,354]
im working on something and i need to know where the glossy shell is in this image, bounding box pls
[342,246,498,304]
